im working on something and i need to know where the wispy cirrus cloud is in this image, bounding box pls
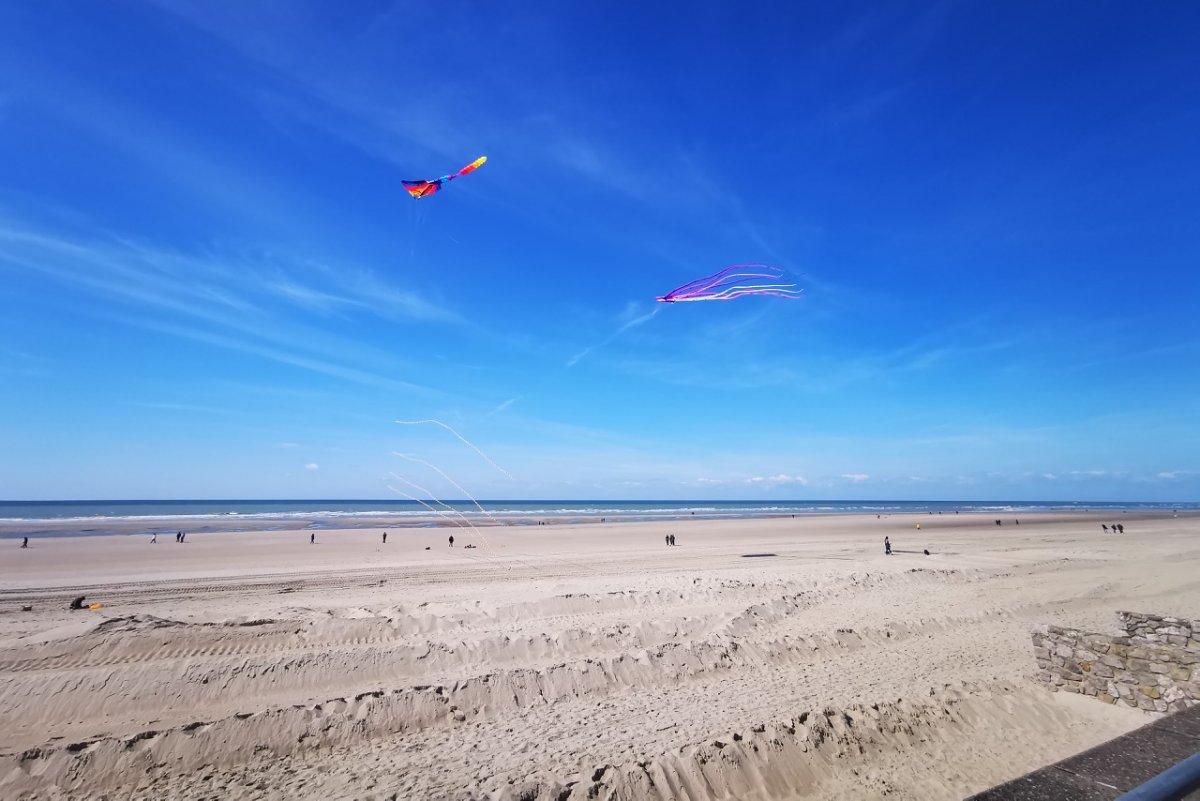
[129,401,236,415]
[0,221,460,395]
[745,473,808,487]
[567,303,660,367]
[487,396,521,416]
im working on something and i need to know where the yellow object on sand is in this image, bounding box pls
[88,603,103,610]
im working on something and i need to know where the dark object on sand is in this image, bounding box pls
[21,605,32,612]
[69,596,86,610]
[741,553,777,558]
[923,549,930,556]
[424,546,431,550]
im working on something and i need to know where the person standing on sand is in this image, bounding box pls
[671,534,677,546]
[884,536,891,555]
[448,534,454,547]
[21,537,28,548]
[665,534,670,546]
[310,533,315,545]
[382,531,387,544]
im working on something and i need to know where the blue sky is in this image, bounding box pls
[1,2,1197,501]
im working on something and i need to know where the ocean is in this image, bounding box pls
[0,499,1193,538]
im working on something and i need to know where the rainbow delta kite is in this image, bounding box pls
[656,264,803,303]
[401,156,487,199]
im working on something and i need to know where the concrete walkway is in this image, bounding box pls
[969,704,1200,799]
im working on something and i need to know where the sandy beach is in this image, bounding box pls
[1,511,1197,799]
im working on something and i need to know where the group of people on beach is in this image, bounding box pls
[1102,523,1125,534]
[664,533,678,546]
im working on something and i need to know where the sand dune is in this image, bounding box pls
[1,512,1194,798]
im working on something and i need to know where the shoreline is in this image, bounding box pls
[1,503,1194,539]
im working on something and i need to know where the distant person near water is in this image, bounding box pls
[448,534,455,547]
[382,531,387,544]
[1102,524,1108,533]
[21,537,29,549]
[310,533,315,544]
[665,534,670,546]
[670,534,676,546]
[151,533,157,543]
[884,536,891,555]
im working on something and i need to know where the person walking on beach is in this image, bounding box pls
[670,534,676,546]
[1102,524,1108,533]
[884,536,891,555]
[665,534,670,546]
[151,533,157,543]
[448,534,454,547]
[382,531,387,544]
[310,533,315,545]
[1118,523,1125,534]
[21,537,28,549]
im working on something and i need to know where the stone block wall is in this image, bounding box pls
[1032,611,1199,713]
[1118,611,1198,646]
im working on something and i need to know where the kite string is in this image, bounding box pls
[394,419,514,480]
[385,472,505,564]
[391,454,607,579]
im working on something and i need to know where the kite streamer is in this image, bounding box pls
[401,156,487,199]
[656,264,802,303]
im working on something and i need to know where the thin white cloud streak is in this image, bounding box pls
[132,318,434,395]
[304,462,319,471]
[129,401,236,415]
[486,396,521,416]
[567,305,660,367]
[0,221,450,396]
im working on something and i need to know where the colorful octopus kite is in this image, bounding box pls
[657,264,802,303]
[401,156,487,199]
